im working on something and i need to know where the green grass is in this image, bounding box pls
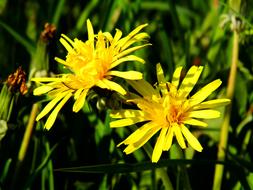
[0,0,253,189]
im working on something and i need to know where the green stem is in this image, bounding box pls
[11,104,38,190]
[129,125,174,189]
[212,31,239,190]
[142,136,174,190]
[18,103,39,162]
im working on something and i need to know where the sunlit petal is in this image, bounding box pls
[110,117,148,128]
[73,89,88,112]
[174,124,186,149]
[110,55,145,69]
[127,79,158,97]
[188,110,221,119]
[36,91,70,121]
[152,127,168,163]
[163,127,173,151]
[193,99,230,110]
[96,79,126,95]
[33,85,54,95]
[123,126,160,154]
[107,70,143,80]
[183,118,208,127]
[190,79,222,106]
[178,66,203,97]
[118,122,159,146]
[110,109,145,118]
[181,125,203,152]
[156,63,166,84]
[172,66,183,89]
[44,92,72,130]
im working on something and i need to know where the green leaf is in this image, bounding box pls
[0,20,35,55]
[0,120,8,141]
[54,159,226,174]
[75,0,99,31]
[52,0,65,26]
[235,71,248,116]
[0,158,12,184]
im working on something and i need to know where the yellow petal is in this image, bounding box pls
[73,89,88,112]
[110,55,145,69]
[112,29,122,45]
[48,87,70,97]
[73,88,84,100]
[36,91,70,121]
[44,92,72,130]
[116,24,148,48]
[96,79,126,95]
[123,126,160,154]
[193,99,231,110]
[110,117,148,128]
[178,66,203,98]
[152,127,168,163]
[183,118,208,127]
[181,125,203,152]
[190,79,222,106]
[171,66,183,89]
[33,85,53,95]
[174,124,186,149]
[118,122,157,146]
[156,63,166,84]
[87,19,94,45]
[188,110,221,119]
[55,57,71,67]
[61,34,74,46]
[114,44,150,60]
[60,37,73,53]
[110,109,145,118]
[121,32,150,51]
[127,79,158,97]
[107,71,143,80]
[163,127,174,151]
[103,32,113,42]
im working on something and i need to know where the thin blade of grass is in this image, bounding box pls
[0,20,35,55]
[51,0,65,26]
[54,159,227,174]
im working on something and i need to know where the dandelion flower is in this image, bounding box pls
[32,19,150,130]
[110,64,230,163]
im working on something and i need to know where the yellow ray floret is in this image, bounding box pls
[110,63,230,163]
[32,19,150,130]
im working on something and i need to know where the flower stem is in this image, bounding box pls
[212,31,239,190]
[129,125,174,190]
[143,141,174,190]
[11,103,38,190]
[18,103,39,162]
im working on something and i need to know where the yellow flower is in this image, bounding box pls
[110,64,230,163]
[32,19,150,130]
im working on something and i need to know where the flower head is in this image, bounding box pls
[32,19,149,130]
[110,64,230,163]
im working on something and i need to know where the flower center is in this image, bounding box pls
[166,103,184,125]
[163,91,188,126]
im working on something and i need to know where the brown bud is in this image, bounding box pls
[40,23,56,43]
[6,67,28,95]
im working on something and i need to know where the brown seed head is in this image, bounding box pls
[6,67,28,95]
[40,23,56,43]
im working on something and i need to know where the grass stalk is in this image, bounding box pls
[143,138,174,190]
[18,103,39,162]
[212,31,239,190]
[11,103,38,190]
